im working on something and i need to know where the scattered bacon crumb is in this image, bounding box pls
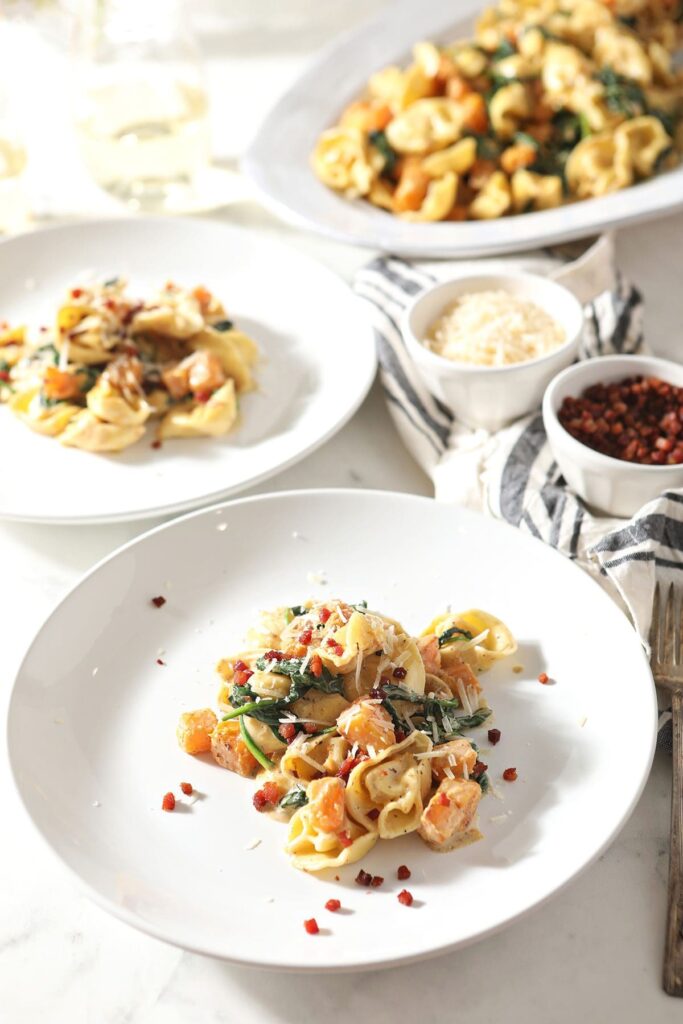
[393,666,407,680]
[355,869,373,887]
[319,607,331,624]
[370,875,384,888]
[151,440,162,450]
[151,595,166,608]
[398,889,413,906]
[310,654,323,678]
[338,831,353,848]
[156,658,166,666]
[503,767,518,782]
[538,672,550,685]
[488,728,501,745]
[180,782,193,796]
[161,792,175,812]
[299,628,313,645]
[336,755,365,780]
[195,389,213,404]
[395,729,407,743]
[325,899,341,912]
[264,650,285,662]
[397,865,411,880]
[334,875,340,881]
[253,781,280,811]
[70,287,83,298]
[471,760,488,780]
[303,722,320,734]
[367,808,380,820]
[0,370,9,383]
[438,791,451,806]
[278,722,297,743]
[304,918,319,935]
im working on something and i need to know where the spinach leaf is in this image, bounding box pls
[438,626,473,647]
[279,786,308,809]
[212,320,234,332]
[474,133,502,161]
[376,681,490,745]
[288,604,308,618]
[514,131,540,150]
[36,343,60,365]
[491,39,516,62]
[368,130,398,179]
[255,655,345,695]
[103,276,120,287]
[596,67,646,117]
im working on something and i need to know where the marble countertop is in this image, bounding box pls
[2,3,683,1021]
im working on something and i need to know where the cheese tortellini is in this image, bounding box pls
[1,277,260,454]
[178,598,518,875]
[311,0,682,221]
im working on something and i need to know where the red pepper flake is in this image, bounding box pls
[325,898,341,912]
[278,722,297,742]
[180,782,193,796]
[156,658,166,666]
[538,672,550,685]
[488,728,501,745]
[309,654,323,678]
[0,370,9,383]
[151,595,166,608]
[438,791,451,806]
[370,875,384,888]
[264,650,285,662]
[151,439,162,450]
[319,607,331,624]
[471,760,488,780]
[161,792,175,812]
[299,628,313,645]
[304,918,319,935]
[355,869,373,887]
[338,830,353,848]
[367,808,380,821]
[397,889,414,906]
[397,865,411,881]
[503,767,518,782]
[393,666,407,680]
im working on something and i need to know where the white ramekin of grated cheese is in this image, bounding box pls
[402,272,584,432]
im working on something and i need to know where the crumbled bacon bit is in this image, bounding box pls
[151,595,166,608]
[393,666,407,680]
[309,654,323,678]
[367,808,380,820]
[370,875,384,888]
[397,865,411,880]
[304,918,319,935]
[70,287,83,298]
[355,869,373,887]
[338,830,353,848]
[0,370,10,383]
[503,767,518,782]
[303,722,320,734]
[151,440,162,450]
[438,791,451,806]
[538,672,550,684]
[397,889,413,906]
[299,628,313,645]
[337,755,365,780]
[161,792,175,812]
[369,687,385,700]
[253,781,280,811]
[471,760,488,780]
[180,782,193,796]
[264,650,285,662]
[278,722,297,742]
[195,389,213,403]
[319,607,331,624]
[156,658,165,666]
[488,728,501,745]
[325,899,341,912]
[234,667,253,686]
[395,729,406,743]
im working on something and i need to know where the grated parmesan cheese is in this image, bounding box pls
[425,290,565,367]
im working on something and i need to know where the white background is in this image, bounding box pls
[1,1,682,1020]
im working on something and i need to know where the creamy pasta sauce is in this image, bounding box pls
[424,290,565,367]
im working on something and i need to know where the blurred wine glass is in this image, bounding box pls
[73,0,212,212]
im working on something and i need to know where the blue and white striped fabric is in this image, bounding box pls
[354,234,676,748]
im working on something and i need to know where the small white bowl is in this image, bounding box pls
[402,271,584,432]
[543,354,683,518]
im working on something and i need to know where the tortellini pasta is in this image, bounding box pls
[286,805,377,871]
[1,277,260,454]
[311,0,682,221]
[345,731,433,837]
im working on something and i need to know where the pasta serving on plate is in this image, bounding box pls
[312,0,683,222]
[177,599,516,871]
[0,278,259,453]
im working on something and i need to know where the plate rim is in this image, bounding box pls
[5,488,658,971]
[0,217,377,525]
[243,0,683,258]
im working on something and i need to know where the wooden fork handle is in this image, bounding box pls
[664,689,683,996]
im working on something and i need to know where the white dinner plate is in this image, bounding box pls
[0,219,376,523]
[7,490,656,971]
[244,0,683,258]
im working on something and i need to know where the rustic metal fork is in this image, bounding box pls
[650,582,683,996]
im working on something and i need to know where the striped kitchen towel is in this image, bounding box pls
[354,233,676,747]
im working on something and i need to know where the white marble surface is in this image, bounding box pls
[2,2,683,1021]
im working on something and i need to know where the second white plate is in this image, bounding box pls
[0,218,376,523]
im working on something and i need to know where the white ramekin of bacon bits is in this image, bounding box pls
[543,354,683,518]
